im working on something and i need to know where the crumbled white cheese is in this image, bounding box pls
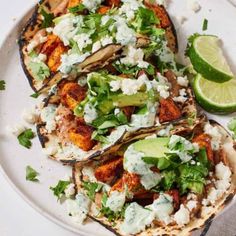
[84,103,97,124]
[82,166,97,182]
[106,191,126,212]
[173,88,188,103]
[120,45,149,68]
[186,200,197,211]
[119,0,143,21]
[158,124,173,137]
[204,123,222,150]
[187,0,201,13]
[65,183,76,198]
[6,124,26,136]
[115,21,136,45]
[40,105,57,133]
[53,14,83,46]
[203,162,231,205]
[215,162,231,181]
[21,108,38,124]
[110,75,148,95]
[73,33,92,51]
[148,193,174,225]
[177,76,189,87]
[46,27,53,33]
[100,36,113,46]
[155,0,167,7]
[82,0,102,12]
[121,78,144,95]
[101,15,111,25]
[152,73,171,99]
[66,193,90,224]
[174,204,190,226]
[109,80,121,92]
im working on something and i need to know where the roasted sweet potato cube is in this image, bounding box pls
[95,157,123,183]
[59,82,87,110]
[67,0,81,8]
[69,126,95,151]
[47,43,68,72]
[111,177,123,192]
[159,98,182,123]
[193,133,214,163]
[104,0,121,7]
[40,34,61,57]
[97,6,111,14]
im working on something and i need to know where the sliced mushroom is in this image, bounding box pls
[77,44,123,73]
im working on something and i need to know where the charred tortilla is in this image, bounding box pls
[72,120,236,236]
[19,0,178,93]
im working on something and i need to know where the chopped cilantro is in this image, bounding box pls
[30,92,39,98]
[100,193,128,222]
[40,8,54,28]
[0,80,6,90]
[26,165,39,182]
[28,61,50,81]
[17,129,35,149]
[202,19,208,31]
[69,4,86,13]
[82,181,103,201]
[50,180,71,200]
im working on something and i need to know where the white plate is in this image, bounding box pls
[0,0,235,235]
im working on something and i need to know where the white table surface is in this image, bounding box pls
[1,1,236,236]
[0,0,78,235]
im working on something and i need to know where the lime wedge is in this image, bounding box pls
[189,35,234,83]
[193,74,236,113]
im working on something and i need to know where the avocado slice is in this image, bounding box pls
[97,92,149,114]
[133,137,170,158]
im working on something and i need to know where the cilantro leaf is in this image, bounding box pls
[0,80,6,90]
[161,170,176,190]
[26,165,39,182]
[178,163,208,194]
[100,193,128,222]
[133,7,159,36]
[202,19,208,31]
[17,129,35,149]
[50,180,71,200]
[30,92,39,98]
[40,8,54,28]
[82,181,103,201]
[69,3,86,13]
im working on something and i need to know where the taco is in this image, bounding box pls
[36,66,199,164]
[71,120,236,236]
[19,0,178,93]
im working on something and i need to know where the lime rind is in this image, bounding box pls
[189,35,234,83]
[193,74,236,114]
